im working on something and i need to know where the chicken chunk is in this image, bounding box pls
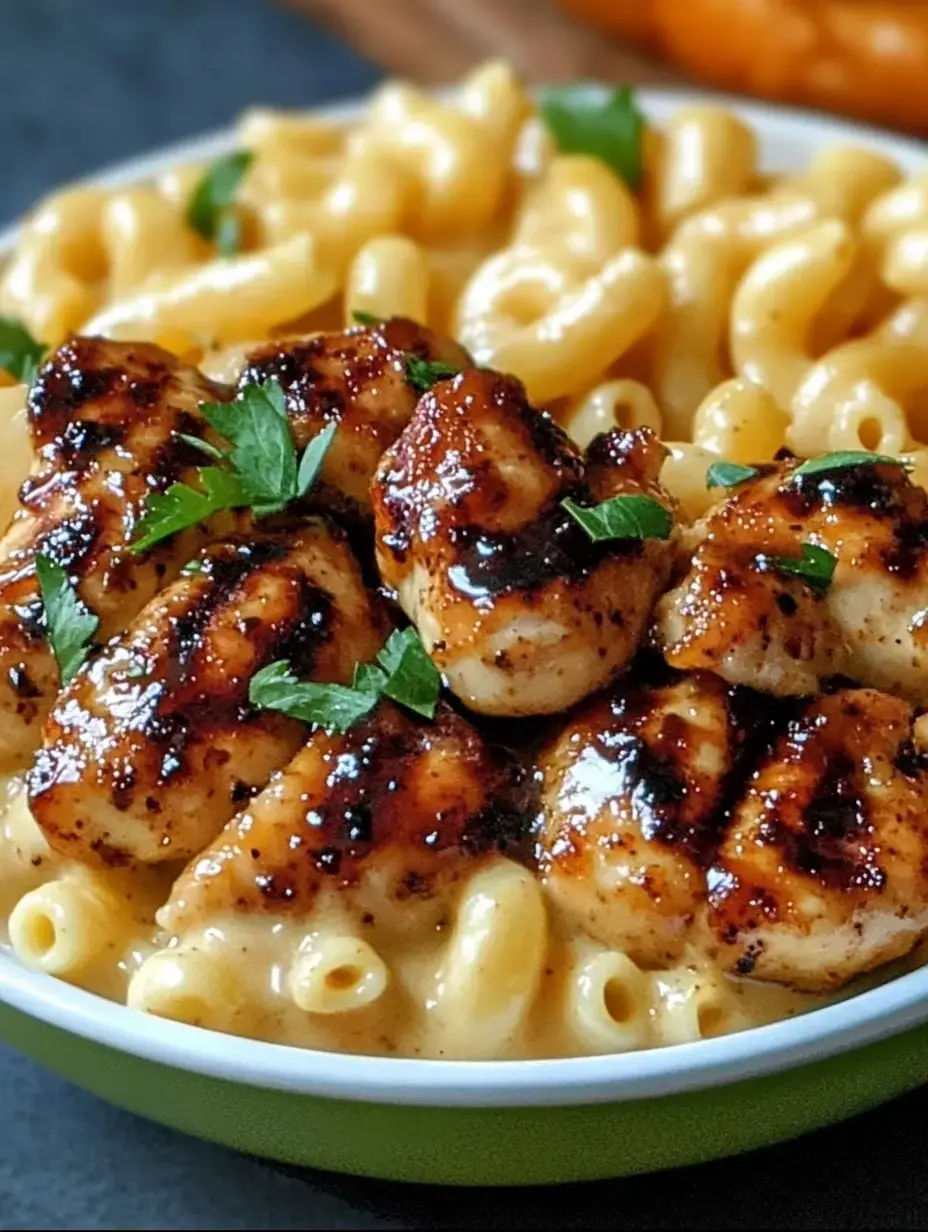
[538,672,759,965]
[656,457,928,701]
[239,316,470,508]
[709,688,928,990]
[158,700,530,937]
[372,369,676,716]
[0,337,232,769]
[29,520,387,866]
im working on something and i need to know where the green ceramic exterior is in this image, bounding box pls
[2,1000,927,1185]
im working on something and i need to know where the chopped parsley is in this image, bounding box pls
[405,356,462,395]
[0,317,46,384]
[539,84,644,189]
[792,451,908,478]
[562,494,672,543]
[132,380,335,553]
[706,461,760,489]
[351,310,383,326]
[768,543,837,595]
[250,627,441,734]
[186,150,254,256]
[34,554,99,686]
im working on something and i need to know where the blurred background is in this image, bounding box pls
[3,0,925,226]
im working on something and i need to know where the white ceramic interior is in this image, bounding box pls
[1,88,927,1110]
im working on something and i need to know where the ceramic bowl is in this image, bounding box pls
[2,90,928,1186]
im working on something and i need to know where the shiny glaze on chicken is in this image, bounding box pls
[239,317,470,508]
[657,457,928,700]
[538,672,759,966]
[372,369,676,716]
[0,338,231,769]
[709,689,928,990]
[159,701,529,936]
[29,520,387,866]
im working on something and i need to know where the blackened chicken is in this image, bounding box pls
[239,317,470,508]
[29,520,387,866]
[0,338,232,768]
[372,369,677,716]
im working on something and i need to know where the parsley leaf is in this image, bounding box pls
[177,433,226,462]
[768,543,837,595]
[201,380,296,516]
[297,422,337,497]
[540,85,644,189]
[133,381,336,551]
[132,467,249,555]
[375,627,440,719]
[351,310,383,326]
[793,451,908,478]
[562,495,672,543]
[34,554,99,686]
[406,356,462,395]
[250,628,441,734]
[706,461,760,489]
[249,661,381,734]
[353,661,388,693]
[0,316,46,384]
[186,150,254,255]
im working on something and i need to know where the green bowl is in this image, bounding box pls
[3,947,928,1185]
[3,89,928,1186]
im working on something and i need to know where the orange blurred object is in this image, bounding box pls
[559,0,928,133]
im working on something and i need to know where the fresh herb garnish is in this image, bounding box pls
[768,543,837,595]
[351,310,383,326]
[248,661,382,734]
[706,461,760,489]
[132,380,336,553]
[562,494,672,543]
[186,150,254,256]
[34,554,99,686]
[180,559,205,575]
[0,317,46,384]
[296,422,337,497]
[372,627,440,719]
[405,356,462,395]
[133,468,249,555]
[539,84,644,189]
[793,451,908,478]
[200,380,297,517]
[250,627,441,734]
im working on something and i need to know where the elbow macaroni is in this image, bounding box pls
[0,63,920,1060]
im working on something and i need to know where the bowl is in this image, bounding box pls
[2,89,928,1187]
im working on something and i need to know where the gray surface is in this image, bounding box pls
[0,2,927,1229]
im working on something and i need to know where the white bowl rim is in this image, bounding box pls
[2,87,928,1110]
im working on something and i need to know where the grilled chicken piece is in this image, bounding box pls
[656,457,928,700]
[29,520,388,866]
[158,700,529,936]
[371,370,677,716]
[709,688,928,991]
[0,337,232,770]
[538,672,758,965]
[239,317,470,508]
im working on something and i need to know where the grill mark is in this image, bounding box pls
[138,537,335,783]
[754,746,886,891]
[779,464,905,519]
[239,706,529,909]
[31,506,102,573]
[445,499,641,600]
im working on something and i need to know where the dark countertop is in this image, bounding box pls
[1,3,927,1228]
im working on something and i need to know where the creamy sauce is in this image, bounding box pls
[0,773,827,1059]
